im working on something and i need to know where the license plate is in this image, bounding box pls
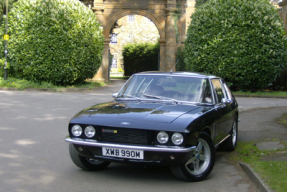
[102,147,144,160]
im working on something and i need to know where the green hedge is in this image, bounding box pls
[7,0,103,85]
[185,0,287,90]
[176,47,186,71]
[123,43,159,76]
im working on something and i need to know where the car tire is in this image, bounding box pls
[221,117,238,151]
[170,133,215,182]
[69,144,111,171]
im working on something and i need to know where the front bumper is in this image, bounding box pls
[65,136,196,165]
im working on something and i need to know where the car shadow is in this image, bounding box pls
[73,153,230,183]
[97,163,176,182]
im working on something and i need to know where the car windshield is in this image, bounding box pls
[117,74,214,104]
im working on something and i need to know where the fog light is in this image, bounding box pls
[171,133,184,145]
[157,131,169,144]
[170,155,175,160]
[71,125,82,137]
[78,147,83,151]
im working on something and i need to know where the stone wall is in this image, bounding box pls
[80,0,195,82]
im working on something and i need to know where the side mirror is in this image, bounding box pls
[112,93,119,98]
[221,98,231,104]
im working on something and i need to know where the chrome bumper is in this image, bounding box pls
[65,136,196,153]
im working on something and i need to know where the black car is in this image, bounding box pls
[65,72,239,181]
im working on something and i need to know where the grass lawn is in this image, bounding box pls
[233,90,287,97]
[231,141,287,192]
[110,76,129,80]
[230,112,287,192]
[0,77,105,91]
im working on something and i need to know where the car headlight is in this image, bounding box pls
[157,131,169,144]
[171,133,184,145]
[85,126,96,138]
[71,125,82,137]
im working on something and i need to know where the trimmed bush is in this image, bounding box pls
[195,0,208,8]
[8,0,104,85]
[123,43,159,76]
[185,0,287,90]
[176,47,186,71]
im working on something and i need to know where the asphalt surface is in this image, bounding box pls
[239,106,287,142]
[0,80,287,192]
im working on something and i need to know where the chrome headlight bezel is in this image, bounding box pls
[171,133,184,145]
[84,126,96,138]
[71,125,82,137]
[157,131,169,144]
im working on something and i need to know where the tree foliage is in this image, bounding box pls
[195,0,208,8]
[185,0,287,89]
[123,43,159,76]
[0,0,18,76]
[0,0,18,25]
[7,0,103,85]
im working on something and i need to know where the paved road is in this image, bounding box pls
[237,97,287,112]
[1,80,287,192]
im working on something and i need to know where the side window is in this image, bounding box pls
[223,83,232,100]
[211,79,225,103]
[201,79,213,104]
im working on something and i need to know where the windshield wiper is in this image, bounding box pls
[118,94,179,104]
[117,95,140,101]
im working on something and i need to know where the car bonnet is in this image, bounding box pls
[87,101,200,123]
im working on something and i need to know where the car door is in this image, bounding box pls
[211,79,234,145]
[222,81,237,129]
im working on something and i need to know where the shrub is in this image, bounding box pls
[123,43,159,76]
[176,46,186,71]
[0,58,7,77]
[185,0,287,90]
[1,0,18,59]
[0,0,18,25]
[195,0,208,8]
[8,0,104,85]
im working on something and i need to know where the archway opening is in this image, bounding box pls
[108,14,160,79]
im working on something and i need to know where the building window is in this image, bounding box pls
[110,33,117,44]
[111,57,117,69]
[128,15,135,23]
[128,33,134,43]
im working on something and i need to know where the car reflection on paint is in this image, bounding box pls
[65,71,238,181]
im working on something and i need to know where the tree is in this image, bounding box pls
[185,0,287,90]
[0,0,18,25]
[7,0,104,85]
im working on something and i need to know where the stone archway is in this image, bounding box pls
[84,0,195,82]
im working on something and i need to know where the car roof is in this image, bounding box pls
[134,71,218,79]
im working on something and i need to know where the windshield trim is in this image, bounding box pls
[115,96,204,105]
[117,74,214,104]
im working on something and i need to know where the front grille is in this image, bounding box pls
[99,127,148,145]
